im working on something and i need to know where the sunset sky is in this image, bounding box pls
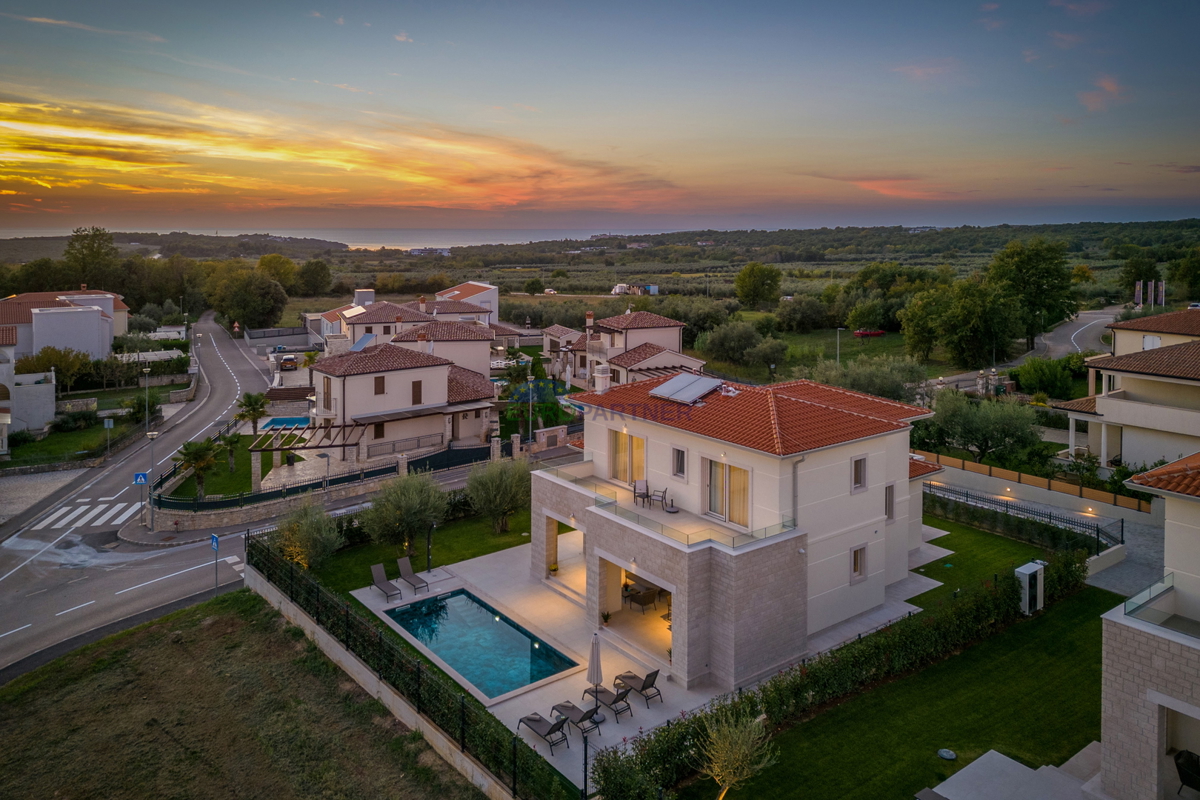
[1,0,1197,232]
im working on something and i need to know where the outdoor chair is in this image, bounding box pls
[582,684,633,722]
[648,488,668,509]
[615,669,663,707]
[629,589,658,614]
[550,701,602,737]
[1176,749,1200,795]
[370,564,402,602]
[633,480,650,506]
[517,713,570,754]
[396,557,429,593]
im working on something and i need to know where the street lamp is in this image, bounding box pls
[426,521,436,574]
[142,367,151,434]
[147,431,159,528]
[316,452,330,490]
[836,327,847,365]
[526,374,536,442]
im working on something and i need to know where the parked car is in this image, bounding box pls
[544,287,558,294]
[853,329,885,338]
[279,354,298,370]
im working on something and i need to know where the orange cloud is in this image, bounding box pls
[1077,74,1124,112]
[892,58,959,81]
[394,32,412,42]
[805,173,955,201]
[0,12,165,42]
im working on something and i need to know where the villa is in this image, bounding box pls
[530,371,936,691]
[546,310,706,391]
[0,287,128,359]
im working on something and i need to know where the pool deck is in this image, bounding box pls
[352,530,722,788]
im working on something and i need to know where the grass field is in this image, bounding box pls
[0,590,484,800]
[170,434,304,498]
[677,585,1119,800]
[9,420,135,461]
[313,508,532,597]
[911,516,1048,610]
[70,382,191,410]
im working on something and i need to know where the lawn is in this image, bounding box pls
[677,586,1120,800]
[0,590,484,800]
[910,515,1048,609]
[170,434,304,498]
[73,382,191,411]
[313,508,532,597]
[9,420,135,462]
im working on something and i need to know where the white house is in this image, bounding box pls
[549,310,705,390]
[531,372,935,690]
[0,325,57,448]
[391,323,495,377]
[437,281,500,317]
[0,291,122,360]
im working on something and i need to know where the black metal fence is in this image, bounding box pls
[245,534,570,799]
[923,482,1124,555]
[151,418,238,493]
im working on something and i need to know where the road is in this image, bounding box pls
[0,312,270,672]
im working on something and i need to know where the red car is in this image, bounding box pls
[853,329,885,338]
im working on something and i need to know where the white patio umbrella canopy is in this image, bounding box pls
[586,633,605,721]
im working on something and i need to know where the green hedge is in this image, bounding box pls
[591,548,1089,799]
[923,493,1100,554]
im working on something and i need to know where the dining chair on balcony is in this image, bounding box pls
[633,479,650,507]
[649,488,668,509]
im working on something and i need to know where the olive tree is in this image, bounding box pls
[465,459,533,534]
[276,497,345,570]
[361,471,447,555]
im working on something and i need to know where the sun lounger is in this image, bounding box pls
[582,684,633,721]
[551,701,602,736]
[396,557,429,593]
[615,669,662,707]
[517,712,570,754]
[371,563,402,602]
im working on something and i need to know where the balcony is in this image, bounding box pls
[537,458,796,550]
[1124,573,1200,640]
[1097,390,1200,438]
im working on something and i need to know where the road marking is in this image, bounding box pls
[25,588,47,597]
[0,528,76,584]
[115,561,210,595]
[0,624,32,639]
[55,600,96,616]
[158,453,176,465]
[73,505,108,526]
[52,506,89,529]
[32,507,71,530]
[99,486,130,501]
[68,575,90,584]
[91,503,127,526]
[1070,317,1109,353]
[113,503,142,524]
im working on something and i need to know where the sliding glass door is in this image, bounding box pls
[705,459,749,528]
[609,429,646,485]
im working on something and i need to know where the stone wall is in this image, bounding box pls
[55,398,97,413]
[139,373,191,388]
[1101,607,1200,799]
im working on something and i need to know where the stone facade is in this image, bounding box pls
[1101,607,1200,799]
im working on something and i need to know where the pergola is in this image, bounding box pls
[247,422,368,491]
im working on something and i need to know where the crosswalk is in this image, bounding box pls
[33,502,144,530]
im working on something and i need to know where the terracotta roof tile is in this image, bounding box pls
[265,386,314,402]
[391,321,494,342]
[447,366,496,403]
[0,299,74,325]
[574,374,930,456]
[490,321,531,336]
[1108,309,1200,336]
[348,301,433,325]
[568,333,602,351]
[321,303,354,323]
[0,326,15,346]
[313,343,451,377]
[8,290,129,311]
[595,311,685,330]
[1052,396,1098,414]
[542,324,580,338]
[909,459,944,480]
[1130,452,1200,498]
[1088,341,1200,381]
[401,299,490,315]
[608,342,668,368]
[437,282,493,300]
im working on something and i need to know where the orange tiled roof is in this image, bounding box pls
[392,321,494,342]
[909,459,944,480]
[574,374,931,456]
[401,299,490,315]
[8,290,129,311]
[348,301,434,325]
[447,366,496,403]
[0,299,74,325]
[321,303,354,323]
[312,343,451,377]
[437,282,493,301]
[1087,340,1200,382]
[1052,396,1099,415]
[542,324,580,338]
[607,342,668,368]
[1108,309,1200,337]
[0,325,15,346]
[1129,452,1200,498]
[567,333,602,351]
[595,311,685,330]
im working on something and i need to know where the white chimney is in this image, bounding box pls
[419,295,427,314]
[417,331,430,354]
[594,364,611,393]
[585,311,594,333]
[353,288,375,307]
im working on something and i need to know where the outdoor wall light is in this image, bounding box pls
[569,515,576,526]
[533,642,540,648]
[1087,507,1093,512]
[797,548,805,554]
[1005,487,1011,492]
[494,615,500,622]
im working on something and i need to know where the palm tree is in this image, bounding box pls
[235,392,269,436]
[302,351,319,387]
[218,432,241,474]
[174,439,219,500]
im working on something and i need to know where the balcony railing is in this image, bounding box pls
[1125,571,1174,616]
[1124,572,1200,641]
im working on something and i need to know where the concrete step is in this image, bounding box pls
[540,577,585,609]
[1059,741,1102,783]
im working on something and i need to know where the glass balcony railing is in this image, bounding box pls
[1125,571,1173,616]
[1124,572,1200,641]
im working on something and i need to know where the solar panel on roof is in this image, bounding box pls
[648,373,722,404]
[349,334,376,352]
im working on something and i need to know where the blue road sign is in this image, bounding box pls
[133,472,149,485]
[211,534,219,552]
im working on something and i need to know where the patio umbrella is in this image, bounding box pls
[587,632,604,721]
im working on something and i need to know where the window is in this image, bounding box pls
[374,376,385,395]
[474,409,481,418]
[578,355,586,370]
[383,325,391,335]
[852,457,867,493]
[704,459,750,527]
[884,484,895,521]
[672,448,687,478]
[1143,335,1161,350]
[850,545,867,584]
[373,422,385,439]
[609,429,646,484]
[322,376,331,410]
[412,380,423,405]
[365,326,374,334]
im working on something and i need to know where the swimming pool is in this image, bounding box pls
[263,416,311,429]
[387,590,576,698]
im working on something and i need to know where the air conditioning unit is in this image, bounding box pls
[1015,562,1045,616]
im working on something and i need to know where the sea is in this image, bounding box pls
[0,228,682,249]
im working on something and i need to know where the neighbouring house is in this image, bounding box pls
[4,287,129,337]
[531,372,936,691]
[391,323,495,376]
[400,296,492,325]
[1095,454,1200,798]
[436,281,499,317]
[312,343,495,460]
[1054,340,1200,468]
[0,326,56,450]
[550,310,705,391]
[1107,307,1200,355]
[0,287,126,359]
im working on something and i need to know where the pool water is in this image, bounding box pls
[387,590,576,698]
[263,416,311,428]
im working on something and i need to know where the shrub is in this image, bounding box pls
[361,471,447,554]
[1010,357,1073,399]
[775,295,827,333]
[276,498,345,570]
[704,321,762,363]
[465,459,533,533]
[50,410,100,432]
[8,429,36,447]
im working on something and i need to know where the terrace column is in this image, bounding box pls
[251,450,262,492]
[272,434,281,468]
[1100,423,1108,466]
[444,413,454,446]
[530,510,557,581]
[490,436,501,461]
[396,454,408,476]
[511,432,522,459]
[1068,417,1076,457]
